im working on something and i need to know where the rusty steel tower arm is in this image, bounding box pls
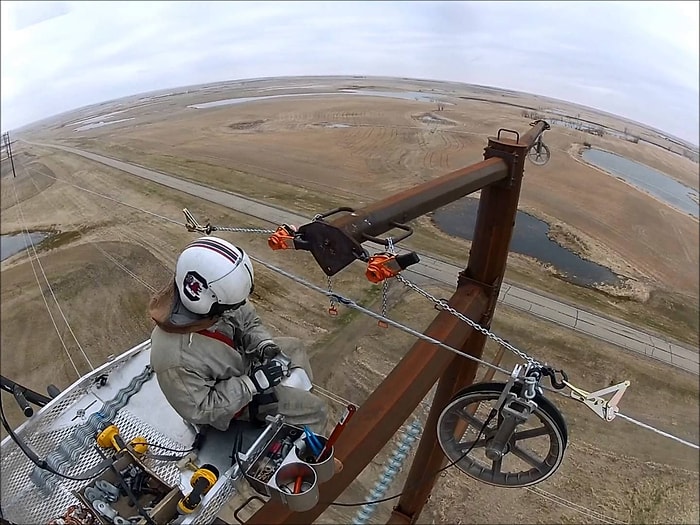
[245,120,548,525]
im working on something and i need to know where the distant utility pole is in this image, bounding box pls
[2,132,17,178]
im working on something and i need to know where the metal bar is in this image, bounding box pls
[519,120,549,148]
[330,157,506,242]
[387,353,482,524]
[389,126,533,523]
[0,375,52,407]
[327,120,546,246]
[245,284,489,525]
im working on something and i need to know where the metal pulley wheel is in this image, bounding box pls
[437,381,567,488]
[527,141,551,165]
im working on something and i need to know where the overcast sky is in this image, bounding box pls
[1,1,698,144]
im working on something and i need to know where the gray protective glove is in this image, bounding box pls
[248,362,284,393]
[259,341,281,360]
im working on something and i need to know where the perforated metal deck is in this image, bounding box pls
[1,340,243,525]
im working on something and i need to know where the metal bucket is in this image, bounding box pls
[295,435,335,484]
[274,462,318,512]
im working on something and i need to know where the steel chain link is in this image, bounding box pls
[381,280,389,318]
[210,226,276,234]
[393,268,543,369]
[385,236,541,367]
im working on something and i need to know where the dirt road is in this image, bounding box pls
[27,140,698,374]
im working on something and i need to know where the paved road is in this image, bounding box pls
[27,141,699,374]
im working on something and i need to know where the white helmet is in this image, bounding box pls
[172,236,254,323]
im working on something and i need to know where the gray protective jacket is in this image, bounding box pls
[150,298,275,431]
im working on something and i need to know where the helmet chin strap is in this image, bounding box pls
[207,299,247,317]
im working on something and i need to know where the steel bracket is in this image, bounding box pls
[564,380,630,421]
[483,146,520,188]
[457,272,499,324]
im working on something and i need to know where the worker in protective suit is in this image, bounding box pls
[148,236,328,434]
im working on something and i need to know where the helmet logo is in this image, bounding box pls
[183,271,208,302]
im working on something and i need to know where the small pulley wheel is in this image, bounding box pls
[437,382,567,488]
[527,141,551,166]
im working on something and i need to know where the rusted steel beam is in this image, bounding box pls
[330,157,506,241]
[330,119,546,247]
[295,121,548,278]
[387,351,483,524]
[245,284,489,525]
[389,126,533,523]
[296,158,507,276]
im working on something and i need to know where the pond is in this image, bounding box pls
[187,89,454,109]
[581,148,699,219]
[1,232,50,262]
[75,117,135,132]
[432,198,621,287]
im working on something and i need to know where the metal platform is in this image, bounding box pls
[0,340,265,525]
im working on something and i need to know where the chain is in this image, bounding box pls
[248,253,510,373]
[376,237,395,327]
[379,279,390,328]
[381,280,389,318]
[210,226,276,234]
[393,273,543,368]
[183,209,275,235]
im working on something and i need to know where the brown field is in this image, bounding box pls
[2,77,698,524]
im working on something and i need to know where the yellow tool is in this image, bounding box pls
[177,464,219,514]
[96,424,149,455]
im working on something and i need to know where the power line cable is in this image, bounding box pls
[13,167,699,449]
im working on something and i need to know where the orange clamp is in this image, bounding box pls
[268,224,297,250]
[365,254,402,284]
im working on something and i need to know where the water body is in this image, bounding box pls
[75,117,135,132]
[582,148,699,219]
[432,198,621,287]
[187,89,454,110]
[0,232,50,262]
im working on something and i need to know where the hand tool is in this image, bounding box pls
[302,426,323,457]
[293,475,304,494]
[315,404,357,462]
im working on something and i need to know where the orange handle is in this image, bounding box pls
[293,475,304,494]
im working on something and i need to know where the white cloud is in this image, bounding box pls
[1,0,698,144]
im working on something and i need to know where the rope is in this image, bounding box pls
[616,413,699,450]
[247,258,699,451]
[12,166,699,450]
[249,254,512,375]
[311,383,359,408]
[526,486,625,524]
[25,166,158,294]
[9,179,82,377]
[10,173,94,370]
[26,166,185,227]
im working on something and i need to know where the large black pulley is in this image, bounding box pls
[437,381,568,488]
